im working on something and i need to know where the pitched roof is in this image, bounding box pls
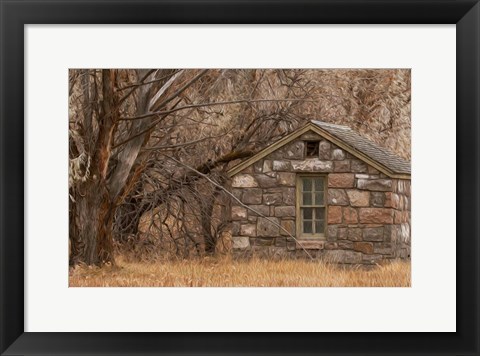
[311,120,411,175]
[227,120,411,179]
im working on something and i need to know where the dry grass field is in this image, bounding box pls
[69,256,411,287]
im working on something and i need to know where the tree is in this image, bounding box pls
[69,69,411,265]
[69,69,210,264]
[110,69,314,258]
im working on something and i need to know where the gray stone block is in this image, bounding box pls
[277,172,296,186]
[274,206,295,217]
[254,161,263,173]
[283,141,305,159]
[291,159,333,172]
[347,228,362,241]
[283,188,296,205]
[346,190,370,207]
[337,241,354,249]
[263,160,272,173]
[363,227,384,241]
[373,242,393,255]
[232,236,250,249]
[370,192,385,207]
[337,227,348,240]
[272,160,292,171]
[232,174,258,188]
[332,149,346,160]
[231,206,247,220]
[280,219,295,236]
[263,193,283,206]
[334,160,350,172]
[362,254,384,264]
[318,140,331,159]
[248,205,270,217]
[327,225,338,241]
[241,188,263,204]
[240,224,256,237]
[328,189,349,205]
[254,237,274,246]
[255,174,278,188]
[357,179,393,191]
[351,159,368,173]
[257,217,280,237]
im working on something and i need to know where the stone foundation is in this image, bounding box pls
[230,132,411,265]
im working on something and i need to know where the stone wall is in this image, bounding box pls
[230,132,411,264]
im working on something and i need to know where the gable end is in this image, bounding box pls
[227,122,411,179]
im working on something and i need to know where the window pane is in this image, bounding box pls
[303,208,313,219]
[303,193,312,205]
[314,178,324,191]
[302,178,312,192]
[315,208,325,220]
[303,221,312,233]
[314,192,324,205]
[315,220,324,234]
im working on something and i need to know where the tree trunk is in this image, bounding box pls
[70,70,118,265]
[70,180,115,265]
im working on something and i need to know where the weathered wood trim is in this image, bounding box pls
[227,122,411,179]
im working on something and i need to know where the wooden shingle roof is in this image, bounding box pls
[311,120,411,175]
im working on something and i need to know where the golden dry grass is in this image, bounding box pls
[69,256,410,287]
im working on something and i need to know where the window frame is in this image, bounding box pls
[295,174,328,240]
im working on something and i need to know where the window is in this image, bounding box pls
[305,141,319,157]
[297,176,326,238]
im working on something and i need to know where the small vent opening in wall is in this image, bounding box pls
[305,141,319,157]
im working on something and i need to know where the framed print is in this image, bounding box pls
[1,0,479,355]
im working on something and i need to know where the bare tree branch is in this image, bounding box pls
[120,98,316,121]
[160,154,314,260]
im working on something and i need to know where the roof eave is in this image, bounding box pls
[226,122,411,179]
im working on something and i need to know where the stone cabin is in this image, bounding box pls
[227,120,411,265]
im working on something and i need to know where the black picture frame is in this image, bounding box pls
[1,1,479,355]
